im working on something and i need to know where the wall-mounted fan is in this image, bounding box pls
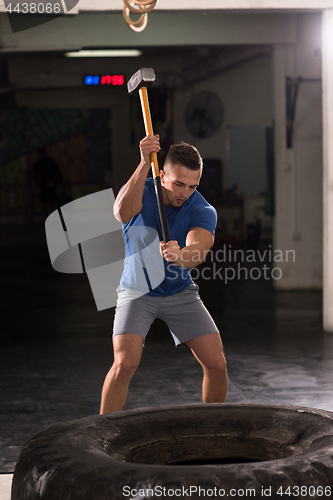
[185,91,224,139]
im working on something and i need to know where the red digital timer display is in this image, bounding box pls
[85,75,125,86]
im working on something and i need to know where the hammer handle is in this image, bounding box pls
[139,87,160,179]
[138,86,171,243]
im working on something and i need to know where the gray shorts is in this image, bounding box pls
[113,283,219,347]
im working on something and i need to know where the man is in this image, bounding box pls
[100,135,228,414]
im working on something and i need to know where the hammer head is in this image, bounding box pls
[127,68,156,95]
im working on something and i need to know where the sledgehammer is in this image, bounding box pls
[127,68,171,243]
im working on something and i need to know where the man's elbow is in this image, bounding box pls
[113,206,131,224]
[199,244,214,265]
[113,203,141,224]
[113,203,123,223]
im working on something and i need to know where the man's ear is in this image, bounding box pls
[160,170,165,183]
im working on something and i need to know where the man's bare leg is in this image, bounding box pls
[100,333,144,414]
[186,333,228,403]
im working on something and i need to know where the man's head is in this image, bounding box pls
[160,142,203,207]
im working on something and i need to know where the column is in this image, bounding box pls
[322,9,333,332]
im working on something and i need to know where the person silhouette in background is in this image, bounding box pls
[34,147,65,217]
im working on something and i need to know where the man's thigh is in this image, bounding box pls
[112,333,144,365]
[185,333,226,370]
[159,284,219,346]
[113,287,159,340]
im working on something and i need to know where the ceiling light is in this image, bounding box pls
[65,49,142,58]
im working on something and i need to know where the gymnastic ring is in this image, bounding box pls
[123,0,157,14]
[123,4,147,31]
[123,7,146,27]
[11,404,333,499]
[124,11,148,32]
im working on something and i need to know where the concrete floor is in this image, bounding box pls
[1,223,332,476]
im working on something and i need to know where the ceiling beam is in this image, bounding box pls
[0,11,298,51]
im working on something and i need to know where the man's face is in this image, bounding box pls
[160,163,202,207]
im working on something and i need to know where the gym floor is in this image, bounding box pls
[1,223,333,476]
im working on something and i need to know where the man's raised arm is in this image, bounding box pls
[114,135,160,223]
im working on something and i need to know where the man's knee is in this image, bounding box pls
[204,354,227,381]
[112,358,139,383]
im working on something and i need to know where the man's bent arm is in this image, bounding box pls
[176,227,214,268]
[113,162,150,223]
[114,135,160,223]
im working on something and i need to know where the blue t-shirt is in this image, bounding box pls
[120,177,217,296]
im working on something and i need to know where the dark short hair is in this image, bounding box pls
[164,142,203,171]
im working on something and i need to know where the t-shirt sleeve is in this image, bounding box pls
[189,205,217,236]
[142,178,155,205]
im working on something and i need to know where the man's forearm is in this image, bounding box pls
[175,243,210,268]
